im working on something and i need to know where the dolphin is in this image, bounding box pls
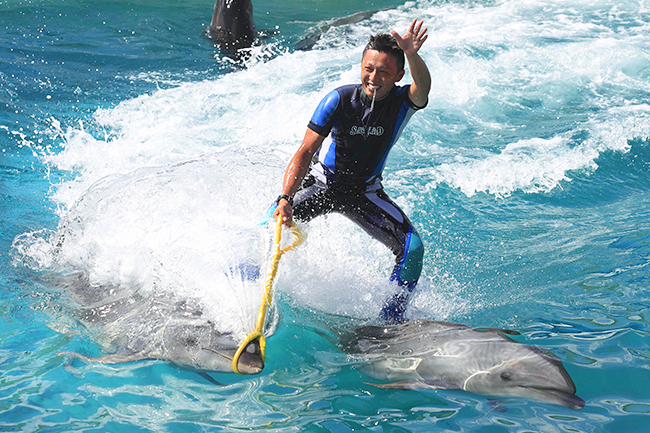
[54,274,264,375]
[206,3,385,54]
[295,9,388,51]
[207,0,256,52]
[60,318,264,375]
[337,320,585,409]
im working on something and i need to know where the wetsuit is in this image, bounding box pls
[293,83,425,322]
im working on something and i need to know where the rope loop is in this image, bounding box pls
[232,217,304,374]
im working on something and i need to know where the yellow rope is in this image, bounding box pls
[232,217,304,374]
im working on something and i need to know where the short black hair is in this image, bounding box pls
[362,33,405,71]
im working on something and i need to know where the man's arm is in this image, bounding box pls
[391,19,431,108]
[273,128,326,227]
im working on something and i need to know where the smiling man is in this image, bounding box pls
[273,19,431,323]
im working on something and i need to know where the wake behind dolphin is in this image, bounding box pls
[337,320,585,409]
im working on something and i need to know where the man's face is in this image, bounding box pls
[360,49,405,101]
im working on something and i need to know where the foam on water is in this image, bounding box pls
[397,0,650,197]
[12,9,462,325]
[12,0,650,342]
[13,2,650,328]
[4,0,650,430]
[14,152,282,339]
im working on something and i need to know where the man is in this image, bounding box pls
[273,19,431,323]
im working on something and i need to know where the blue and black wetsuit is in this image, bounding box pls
[293,83,425,322]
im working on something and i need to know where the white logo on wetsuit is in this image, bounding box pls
[349,125,384,136]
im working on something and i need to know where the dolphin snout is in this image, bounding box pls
[236,340,264,375]
[523,386,586,410]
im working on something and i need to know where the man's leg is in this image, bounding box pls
[291,175,336,222]
[340,189,424,322]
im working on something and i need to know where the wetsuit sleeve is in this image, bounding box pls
[307,89,340,137]
[401,84,428,110]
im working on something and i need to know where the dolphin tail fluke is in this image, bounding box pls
[365,379,460,390]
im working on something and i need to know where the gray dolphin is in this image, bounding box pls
[60,318,264,375]
[295,9,388,51]
[55,274,264,375]
[206,3,386,54]
[338,320,585,409]
[207,0,256,52]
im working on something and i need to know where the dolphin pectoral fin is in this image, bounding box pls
[58,351,149,365]
[366,379,460,391]
[197,372,226,386]
[488,399,508,413]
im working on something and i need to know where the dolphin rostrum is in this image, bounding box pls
[338,320,585,409]
[207,0,256,52]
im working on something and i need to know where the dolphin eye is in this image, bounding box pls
[400,349,413,356]
[500,371,513,381]
[184,336,198,347]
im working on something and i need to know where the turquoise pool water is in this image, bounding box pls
[2,0,650,431]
